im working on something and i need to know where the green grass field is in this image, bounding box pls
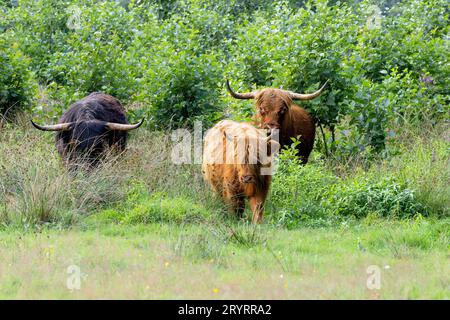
[1,219,448,299]
[0,123,448,299]
[1,0,448,301]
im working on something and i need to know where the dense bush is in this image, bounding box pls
[267,143,431,228]
[0,36,37,119]
[2,0,71,79]
[0,0,448,152]
[45,1,140,106]
[133,23,225,128]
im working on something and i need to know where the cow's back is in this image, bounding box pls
[56,93,129,160]
[202,120,229,194]
[59,92,127,124]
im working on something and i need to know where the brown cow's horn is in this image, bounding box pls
[289,80,329,100]
[106,118,145,131]
[30,120,73,131]
[226,80,256,99]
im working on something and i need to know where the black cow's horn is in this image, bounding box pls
[31,120,73,131]
[226,80,257,99]
[106,118,145,131]
[288,80,329,100]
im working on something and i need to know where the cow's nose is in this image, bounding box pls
[241,176,253,183]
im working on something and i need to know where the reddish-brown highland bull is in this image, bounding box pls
[226,80,328,164]
[31,92,144,168]
[202,120,279,223]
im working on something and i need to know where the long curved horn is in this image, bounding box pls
[288,80,329,100]
[226,80,257,99]
[30,120,73,131]
[106,118,145,131]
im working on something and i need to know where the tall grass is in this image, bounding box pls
[0,119,226,228]
[266,124,449,227]
[0,120,129,227]
[0,116,448,229]
[386,124,449,217]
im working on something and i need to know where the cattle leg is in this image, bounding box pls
[234,196,245,219]
[249,196,265,224]
[223,191,245,218]
[297,141,313,165]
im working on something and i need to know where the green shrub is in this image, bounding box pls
[134,26,225,128]
[145,52,224,129]
[336,0,450,154]
[44,1,141,108]
[267,144,430,228]
[2,0,70,79]
[1,0,448,153]
[0,38,37,119]
[332,178,427,219]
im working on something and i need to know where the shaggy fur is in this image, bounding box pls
[202,120,278,223]
[55,92,129,166]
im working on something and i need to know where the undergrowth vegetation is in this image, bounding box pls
[0,0,448,229]
[0,0,448,300]
[1,0,448,151]
[267,129,449,227]
[0,120,129,227]
[1,122,447,229]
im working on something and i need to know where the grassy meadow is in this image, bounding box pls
[0,0,449,299]
[0,120,448,299]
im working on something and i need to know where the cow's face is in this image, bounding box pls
[69,120,108,154]
[255,89,291,130]
[226,79,328,130]
[237,163,259,184]
[236,137,280,183]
